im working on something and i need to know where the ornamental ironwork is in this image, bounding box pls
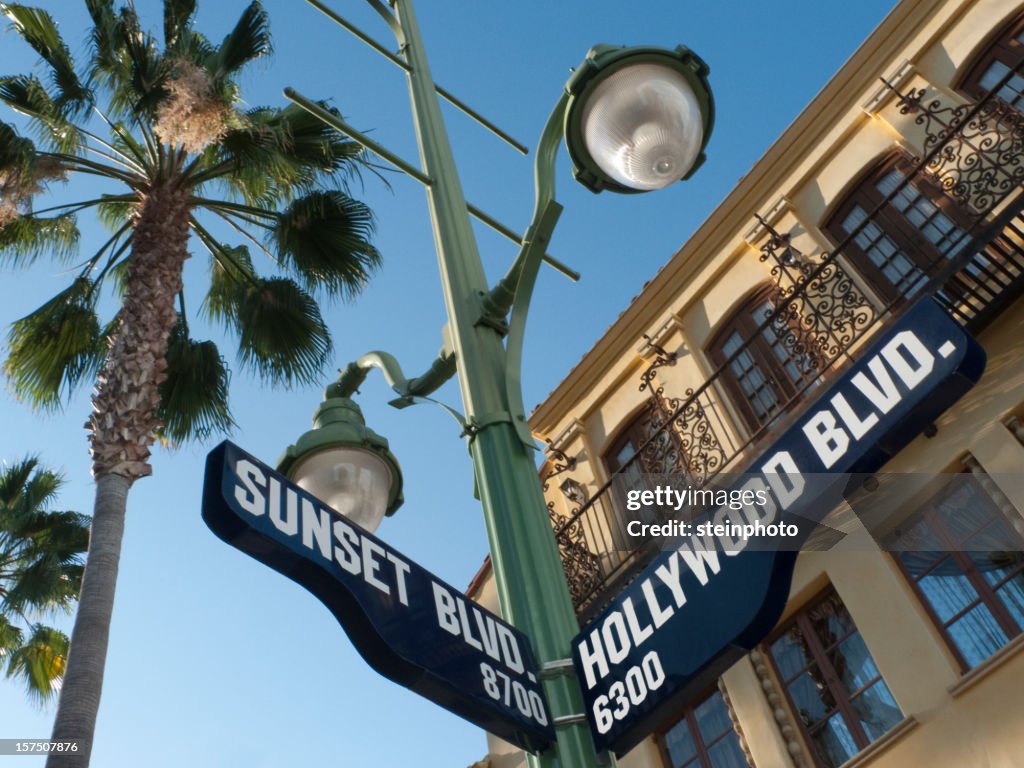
[756,216,876,374]
[638,335,731,485]
[549,62,1024,617]
[540,446,602,610]
[888,80,1024,212]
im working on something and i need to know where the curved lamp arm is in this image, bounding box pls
[501,93,570,448]
[326,93,571,449]
[333,349,456,400]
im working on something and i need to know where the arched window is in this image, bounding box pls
[604,403,680,482]
[824,153,976,309]
[959,12,1024,107]
[706,284,813,433]
[602,404,681,544]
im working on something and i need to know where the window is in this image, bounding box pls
[660,687,747,768]
[767,589,903,768]
[889,474,1024,671]
[959,12,1024,108]
[825,155,975,308]
[606,404,657,479]
[604,403,688,481]
[707,285,813,433]
[604,405,686,539]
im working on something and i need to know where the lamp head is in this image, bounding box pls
[277,384,403,534]
[564,44,714,194]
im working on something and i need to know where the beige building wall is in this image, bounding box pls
[469,1,1024,766]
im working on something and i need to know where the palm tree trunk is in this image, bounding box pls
[88,184,193,478]
[46,473,129,768]
[47,183,193,767]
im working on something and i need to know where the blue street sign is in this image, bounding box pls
[572,298,986,755]
[202,442,555,753]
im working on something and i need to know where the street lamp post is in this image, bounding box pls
[281,3,713,767]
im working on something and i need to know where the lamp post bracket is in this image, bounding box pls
[387,394,467,433]
[285,89,433,185]
[305,0,528,154]
[285,88,576,282]
[468,202,579,282]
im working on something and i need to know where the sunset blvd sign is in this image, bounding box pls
[572,298,986,755]
[202,441,554,753]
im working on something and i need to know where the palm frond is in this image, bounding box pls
[0,463,85,617]
[104,251,133,298]
[18,510,88,568]
[0,3,90,114]
[3,554,80,613]
[14,460,61,515]
[0,120,35,179]
[163,0,197,47]
[3,278,105,410]
[200,244,255,327]
[108,5,168,120]
[84,227,131,298]
[96,196,136,232]
[272,103,363,180]
[0,75,81,152]
[156,320,235,444]
[0,214,78,267]
[210,1,271,80]
[273,191,380,299]
[233,277,331,386]
[93,112,153,171]
[207,103,362,203]
[0,616,24,656]
[4,624,68,704]
[0,457,83,706]
[0,121,40,222]
[0,455,41,510]
[167,27,215,68]
[84,0,128,93]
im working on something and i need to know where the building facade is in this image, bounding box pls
[469,1,1024,767]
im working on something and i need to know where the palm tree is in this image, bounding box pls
[0,457,89,703]
[0,2,382,763]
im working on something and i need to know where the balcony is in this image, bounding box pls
[545,71,1024,623]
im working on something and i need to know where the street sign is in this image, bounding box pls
[202,441,555,753]
[572,298,986,755]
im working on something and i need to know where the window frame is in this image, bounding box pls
[705,283,807,434]
[889,473,1024,672]
[603,400,691,479]
[655,684,746,768]
[604,402,659,475]
[958,12,1024,102]
[765,587,902,768]
[823,152,975,308]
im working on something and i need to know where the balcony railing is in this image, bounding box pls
[547,68,1024,622]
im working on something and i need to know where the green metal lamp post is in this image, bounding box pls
[281,3,713,767]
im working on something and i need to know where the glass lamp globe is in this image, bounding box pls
[580,62,704,191]
[290,447,393,533]
[277,391,403,535]
[563,45,714,194]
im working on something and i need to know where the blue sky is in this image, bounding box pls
[0,1,898,766]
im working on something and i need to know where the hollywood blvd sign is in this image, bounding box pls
[572,298,987,755]
[202,441,555,753]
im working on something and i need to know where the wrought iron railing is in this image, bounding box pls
[548,67,1024,622]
